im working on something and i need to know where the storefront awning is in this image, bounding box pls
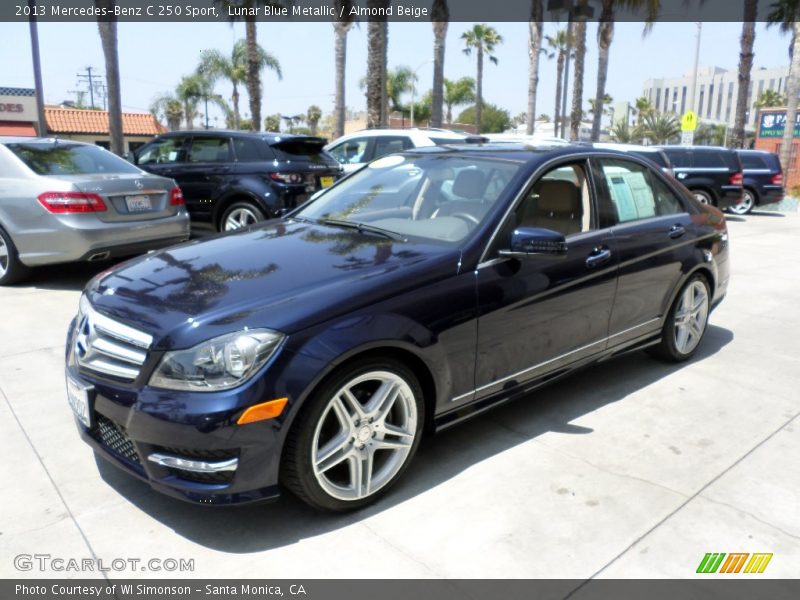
[0,121,37,136]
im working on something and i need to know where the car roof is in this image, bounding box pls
[657,145,734,153]
[156,130,321,141]
[735,148,776,155]
[589,142,665,153]
[403,142,653,165]
[0,136,90,146]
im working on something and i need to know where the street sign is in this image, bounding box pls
[681,111,698,132]
[681,131,695,146]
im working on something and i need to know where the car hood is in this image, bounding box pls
[85,219,460,350]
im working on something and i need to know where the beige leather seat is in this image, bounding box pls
[520,179,583,235]
[433,170,489,222]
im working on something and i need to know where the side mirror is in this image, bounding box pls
[498,227,568,259]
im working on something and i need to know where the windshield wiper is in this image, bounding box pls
[320,218,406,241]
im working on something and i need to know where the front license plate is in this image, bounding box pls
[320,176,335,188]
[125,194,152,212]
[66,373,93,428]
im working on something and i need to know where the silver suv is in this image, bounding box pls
[0,137,190,284]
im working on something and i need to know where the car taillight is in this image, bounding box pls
[37,191,107,213]
[729,172,743,186]
[771,173,783,185]
[270,172,304,184]
[169,186,184,205]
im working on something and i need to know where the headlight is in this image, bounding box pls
[149,329,284,392]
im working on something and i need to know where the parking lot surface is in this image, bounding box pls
[1,211,798,579]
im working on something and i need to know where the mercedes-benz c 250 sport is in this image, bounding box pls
[65,143,730,512]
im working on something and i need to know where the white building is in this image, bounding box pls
[643,65,789,128]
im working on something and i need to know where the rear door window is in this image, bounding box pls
[664,149,692,168]
[596,158,683,224]
[693,151,730,169]
[187,137,232,163]
[372,136,414,160]
[740,154,769,169]
[233,137,267,162]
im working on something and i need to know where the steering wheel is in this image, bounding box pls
[450,212,480,226]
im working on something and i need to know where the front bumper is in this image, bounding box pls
[65,325,284,505]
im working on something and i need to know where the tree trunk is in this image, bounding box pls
[231,83,241,130]
[591,3,614,142]
[431,6,449,129]
[380,18,389,126]
[245,15,261,131]
[779,22,800,176]
[95,1,123,155]
[526,1,543,135]
[570,16,587,141]
[554,52,564,138]
[732,0,757,149]
[184,101,194,129]
[333,21,351,138]
[476,46,484,133]
[366,11,383,128]
[446,102,453,124]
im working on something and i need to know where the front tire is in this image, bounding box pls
[691,190,714,206]
[220,202,266,232]
[0,226,29,285]
[650,275,710,362]
[281,358,424,512]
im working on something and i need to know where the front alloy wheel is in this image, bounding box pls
[692,190,713,205]
[650,275,710,362]
[282,359,424,511]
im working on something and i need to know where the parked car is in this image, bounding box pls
[325,128,488,173]
[590,143,674,176]
[0,137,190,285]
[732,149,785,215]
[66,144,729,511]
[657,145,744,211]
[133,130,342,232]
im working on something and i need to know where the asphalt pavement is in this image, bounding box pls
[1,210,798,579]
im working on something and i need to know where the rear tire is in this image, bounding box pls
[0,226,29,286]
[649,275,710,363]
[281,357,424,512]
[728,189,755,215]
[219,202,266,232]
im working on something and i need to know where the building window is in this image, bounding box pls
[769,78,775,90]
[698,85,705,115]
[707,84,714,118]
[655,88,661,111]
[758,80,765,97]
[716,83,724,120]
[681,86,687,114]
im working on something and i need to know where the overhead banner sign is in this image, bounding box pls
[759,111,800,139]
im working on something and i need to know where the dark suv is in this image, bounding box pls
[733,149,785,215]
[657,146,744,211]
[134,131,341,231]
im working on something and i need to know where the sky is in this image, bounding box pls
[0,19,792,129]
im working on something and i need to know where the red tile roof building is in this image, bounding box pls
[45,107,166,136]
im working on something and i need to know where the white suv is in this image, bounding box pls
[325,128,486,173]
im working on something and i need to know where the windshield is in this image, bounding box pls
[8,142,142,176]
[296,154,523,244]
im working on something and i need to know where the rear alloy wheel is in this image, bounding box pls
[282,359,424,512]
[220,202,266,232]
[692,190,713,206]
[728,189,755,215]
[650,275,710,362]
[0,227,29,286]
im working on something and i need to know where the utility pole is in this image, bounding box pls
[77,66,103,109]
[28,0,47,136]
[689,23,702,113]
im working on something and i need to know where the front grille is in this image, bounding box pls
[92,414,141,464]
[74,298,153,382]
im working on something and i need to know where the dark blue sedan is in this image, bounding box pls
[65,144,730,511]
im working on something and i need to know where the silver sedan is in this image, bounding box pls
[0,137,190,284]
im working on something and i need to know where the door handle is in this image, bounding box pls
[669,225,686,239]
[586,247,612,269]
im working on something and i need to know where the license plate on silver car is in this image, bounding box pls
[66,373,93,428]
[125,194,152,212]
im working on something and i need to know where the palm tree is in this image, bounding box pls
[176,73,229,130]
[545,29,570,140]
[569,1,590,141]
[150,93,184,131]
[767,1,800,174]
[527,1,544,135]
[462,24,503,134]
[588,94,614,119]
[610,120,641,144]
[443,77,476,124]
[634,96,655,125]
[430,0,449,128]
[366,0,389,128]
[306,105,323,136]
[753,89,787,109]
[217,1,285,131]
[641,112,680,144]
[95,0,123,155]
[731,0,758,148]
[387,66,416,114]
[332,0,354,139]
[198,40,249,130]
